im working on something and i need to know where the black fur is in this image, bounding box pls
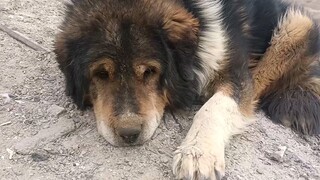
[183,0,320,135]
[56,0,320,135]
[56,0,202,111]
[219,0,253,101]
[261,23,320,135]
[159,30,201,110]
[57,36,94,110]
[261,88,320,135]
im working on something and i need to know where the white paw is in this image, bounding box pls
[172,144,225,180]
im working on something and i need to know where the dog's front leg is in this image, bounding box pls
[173,90,254,180]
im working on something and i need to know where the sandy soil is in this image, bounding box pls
[0,0,320,180]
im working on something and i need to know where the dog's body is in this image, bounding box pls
[55,0,320,179]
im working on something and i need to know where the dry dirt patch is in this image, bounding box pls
[0,0,320,179]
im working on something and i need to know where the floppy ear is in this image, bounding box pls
[158,9,201,109]
[54,35,91,110]
[163,8,200,44]
[161,8,200,81]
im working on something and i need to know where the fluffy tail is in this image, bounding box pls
[253,7,320,135]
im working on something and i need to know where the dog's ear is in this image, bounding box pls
[158,8,201,109]
[54,34,91,110]
[160,35,200,110]
[161,8,200,81]
[162,8,200,44]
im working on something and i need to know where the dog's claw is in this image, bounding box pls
[172,145,225,180]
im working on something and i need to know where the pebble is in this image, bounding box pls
[6,148,15,160]
[161,157,169,164]
[31,153,49,162]
[270,145,288,162]
[48,104,66,117]
[0,93,12,103]
[94,160,104,166]
[79,150,87,157]
[256,168,264,174]
[0,121,12,127]
[73,163,80,166]
[158,149,165,154]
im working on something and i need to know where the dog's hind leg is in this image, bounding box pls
[253,7,320,135]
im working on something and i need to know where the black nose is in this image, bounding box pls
[118,127,141,144]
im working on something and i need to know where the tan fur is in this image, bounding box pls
[89,59,116,80]
[218,83,234,96]
[144,0,200,41]
[56,0,199,146]
[173,7,319,179]
[306,77,320,95]
[133,62,167,121]
[54,1,320,179]
[89,60,117,128]
[88,57,167,145]
[133,61,161,81]
[239,86,257,118]
[92,78,118,145]
[205,74,257,117]
[252,8,314,99]
[163,8,200,43]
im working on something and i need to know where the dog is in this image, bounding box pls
[54,0,320,179]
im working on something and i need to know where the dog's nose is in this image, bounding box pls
[118,127,141,144]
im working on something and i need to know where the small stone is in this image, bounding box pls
[48,104,66,117]
[0,93,13,103]
[270,145,287,162]
[0,121,12,127]
[43,146,52,152]
[161,157,169,164]
[73,163,80,166]
[256,168,264,174]
[6,148,15,160]
[15,100,25,104]
[94,159,104,166]
[32,96,40,102]
[31,153,49,162]
[42,124,50,129]
[79,150,87,157]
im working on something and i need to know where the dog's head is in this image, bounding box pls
[55,0,201,146]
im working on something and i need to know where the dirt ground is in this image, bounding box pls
[0,0,320,180]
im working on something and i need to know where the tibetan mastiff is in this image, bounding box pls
[55,0,320,179]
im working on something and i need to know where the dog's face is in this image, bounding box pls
[55,0,200,146]
[88,27,169,145]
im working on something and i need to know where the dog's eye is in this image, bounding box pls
[144,67,156,79]
[96,70,109,80]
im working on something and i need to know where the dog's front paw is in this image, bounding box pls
[172,144,225,180]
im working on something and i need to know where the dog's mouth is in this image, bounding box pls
[96,115,161,147]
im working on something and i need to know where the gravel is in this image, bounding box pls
[0,0,319,179]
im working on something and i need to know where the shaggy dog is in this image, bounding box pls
[55,0,320,179]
